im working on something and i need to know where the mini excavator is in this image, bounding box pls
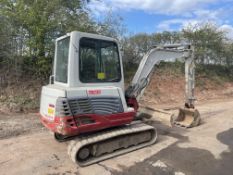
[40,31,201,166]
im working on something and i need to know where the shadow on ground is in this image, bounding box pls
[111,122,233,175]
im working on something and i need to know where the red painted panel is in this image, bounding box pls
[40,111,135,136]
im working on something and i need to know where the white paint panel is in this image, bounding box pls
[86,87,119,97]
[40,85,66,121]
[41,85,66,97]
[66,89,88,98]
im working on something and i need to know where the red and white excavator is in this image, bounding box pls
[39,31,201,166]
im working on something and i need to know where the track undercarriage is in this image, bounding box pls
[67,122,157,166]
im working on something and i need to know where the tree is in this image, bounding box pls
[96,11,126,39]
[0,0,102,77]
[152,31,181,44]
[121,31,182,67]
[0,15,11,67]
[182,23,226,64]
[0,0,97,57]
[223,43,233,66]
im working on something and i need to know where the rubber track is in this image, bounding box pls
[67,122,157,166]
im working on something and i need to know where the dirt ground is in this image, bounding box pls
[1,98,233,175]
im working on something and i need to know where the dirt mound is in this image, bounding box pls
[141,71,233,108]
[1,66,233,113]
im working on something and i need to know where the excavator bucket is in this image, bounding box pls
[139,106,201,128]
[171,108,201,128]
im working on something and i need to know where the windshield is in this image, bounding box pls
[79,37,121,83]
[55,37,70,83]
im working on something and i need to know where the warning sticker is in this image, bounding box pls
[48,107,54,116]
[47,104,55,119]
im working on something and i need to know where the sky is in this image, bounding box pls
[87,0,233,38]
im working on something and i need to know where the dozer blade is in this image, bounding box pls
[171,108,201,128]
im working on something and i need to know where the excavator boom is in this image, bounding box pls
[126,44,201,128]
